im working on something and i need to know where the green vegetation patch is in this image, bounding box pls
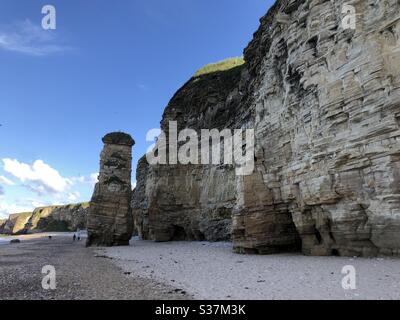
[65,202,90,210]
[193,57,245,78]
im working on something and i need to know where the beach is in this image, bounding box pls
[0,234,190,300]
[1,234,400,300]
[103,239,400,300]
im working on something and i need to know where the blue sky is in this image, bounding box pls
[0,0,273,218]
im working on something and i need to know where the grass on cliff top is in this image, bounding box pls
[66,202,90,210]
[193,57,245,78]
[33,202,90,213]
[39,202,90,211]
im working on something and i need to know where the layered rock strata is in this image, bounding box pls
[0,212,32,235]
[28,203,89,232]
[134,0,400,257]
[86,132,135,247]
[232,0,400,257]
[0,203,89,235]
[133,60,245,242]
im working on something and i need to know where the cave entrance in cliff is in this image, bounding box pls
[171,225,187,241]
[279,210,303,254]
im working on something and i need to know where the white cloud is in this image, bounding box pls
[0,158,96,216]
[0,201,32,219]
[0,197,51,219]
[69,173,98,187]
[89,173,99,187]
[69,176,85,184]
[2,158,69,194]
[68,192,81,202]
[29,200,49,208]
[0,20,71,56]
[0,175,14,186]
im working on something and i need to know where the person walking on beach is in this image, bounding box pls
[77,229,81,241]
[73,234,76,242]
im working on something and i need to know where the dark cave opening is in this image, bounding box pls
[331,249,340,256]
[171,225,187,241]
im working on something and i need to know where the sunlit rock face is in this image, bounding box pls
[0,204,89,235]
[0,213,32,235]
[28,204,89,232]
[86,132,135,247]
[233,0,400,257]
[134,0,400,257]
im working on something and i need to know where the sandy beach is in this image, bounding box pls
[102,239,400,300]
[1,234,400,300]
[0,234,190,300]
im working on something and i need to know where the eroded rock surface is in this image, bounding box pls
[0,203,89,235]
[28,203,89,233]
[0,212,32,235]
[0,219,6,232]
[133,60,245,242]
[87,132,135,247]
[134,0,400,257]
[231,0,400,257]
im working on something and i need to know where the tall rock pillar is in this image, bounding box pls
[86,132,135,247]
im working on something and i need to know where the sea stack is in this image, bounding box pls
[86,132,135,247]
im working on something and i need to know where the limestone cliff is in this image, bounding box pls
[0,212,32,235]
[0,203,89,235]
[133,58,245,242]
[28,203,89,233]
[232,0,400,257]
[86,132,134,247]
[0,219,6,231]
[134,0,400,257]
